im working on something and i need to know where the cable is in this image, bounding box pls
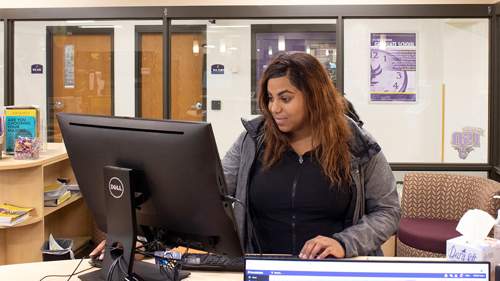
[224,195,263,255]
[106,256,121,281]
[38,256,93,281]
[66,257,84,281]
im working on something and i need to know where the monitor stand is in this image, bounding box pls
[79,165,189,281]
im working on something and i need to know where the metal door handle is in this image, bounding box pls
[191,102,203,110]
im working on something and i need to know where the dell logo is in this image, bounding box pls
[108,177,124,199]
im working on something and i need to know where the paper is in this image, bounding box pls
[48,233,64,251]
[456,209,496,242]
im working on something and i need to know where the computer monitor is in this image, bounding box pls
[244,257,490,281]
[57,113,242,281]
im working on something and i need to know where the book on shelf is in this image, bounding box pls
[0,203,34,226]
[44,190,72,207]
[44,181,73,207]
[4,105,40,154]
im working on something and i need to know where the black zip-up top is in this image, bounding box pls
[222,116,401,257]
[249,148,354,255]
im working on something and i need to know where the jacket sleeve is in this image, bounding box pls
[221,132,246,197]
[332,151,401,257]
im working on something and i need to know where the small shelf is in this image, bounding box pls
[0,143,68,171]
[44,193,83,217]
[0,216,43,229]
[0,142,92,265]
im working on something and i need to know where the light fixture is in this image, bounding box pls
[278,35,285,51]
[209,25,248,28]
[268,46,273,56]
[306,46,311,54]
[219,40,226,53]
[78,25,122,29]
[192,40,199,54]
[66,20,96,24]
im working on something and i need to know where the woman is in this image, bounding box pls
[223,52,400,259]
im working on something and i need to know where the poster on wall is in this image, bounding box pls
[370,33,416,102]
[64,44,75,89]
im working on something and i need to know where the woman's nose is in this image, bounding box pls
[270,101,281,113]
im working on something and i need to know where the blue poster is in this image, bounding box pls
[370,33,417,102]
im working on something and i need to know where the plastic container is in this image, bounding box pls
[41,238,74,261]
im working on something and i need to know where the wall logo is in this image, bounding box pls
[108,177,124,199]
[211,64,224,75]
[451,127,484,160]
[31,64,43,74]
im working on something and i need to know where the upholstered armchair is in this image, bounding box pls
[396,173,500,257]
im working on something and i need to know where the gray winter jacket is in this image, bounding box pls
[221,116,401,257]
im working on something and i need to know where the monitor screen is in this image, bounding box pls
[244,257,490,281]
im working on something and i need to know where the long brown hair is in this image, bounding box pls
[257,52,352,186]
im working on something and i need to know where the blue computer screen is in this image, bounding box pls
[244,258,489,281]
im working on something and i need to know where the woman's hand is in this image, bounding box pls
[89,240,106,260]
[88,239,145,260]
[299,235,345,259]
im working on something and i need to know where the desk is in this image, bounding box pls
[0,259,242,281]
[0,257,494,281]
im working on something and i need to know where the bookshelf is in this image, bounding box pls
[0,143,92,265]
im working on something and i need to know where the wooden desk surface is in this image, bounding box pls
[0,257,448,281]
[0,259,243,281]
[0,256,494,281]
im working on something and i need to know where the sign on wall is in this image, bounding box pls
[31,64,43,74]
[64,44,75,89]
[211,64,224,75]
[370,33,417,102]
[451,127,484,160]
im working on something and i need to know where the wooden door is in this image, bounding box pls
[50,33,112,142]
[140,33,163,119]
[171,33,204,121]
[139,31,204,121]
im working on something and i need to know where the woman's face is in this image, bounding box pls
[267,76,308,136]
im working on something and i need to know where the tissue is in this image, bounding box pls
[456,209,496,242]
[446,209,500,267]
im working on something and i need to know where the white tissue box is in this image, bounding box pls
[446,236,500,266]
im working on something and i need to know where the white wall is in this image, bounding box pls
[442,19,489,163]
[14,20,161,140]
[344,18,488,163]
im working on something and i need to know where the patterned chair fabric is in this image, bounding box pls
[401,173,500,220]
[397,173,500,257]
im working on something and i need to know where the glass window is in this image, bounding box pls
[344,19,489,163]
[252,24,336,114]
[13,20,162,142]
[172,19,336,156]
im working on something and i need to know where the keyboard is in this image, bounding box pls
[180,253,244,272]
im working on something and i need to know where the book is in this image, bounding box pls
[4,106,40,154]
[0,203,33,226]
[44,190,72,207]
[44,181,68,200]
[0,115,4,159]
